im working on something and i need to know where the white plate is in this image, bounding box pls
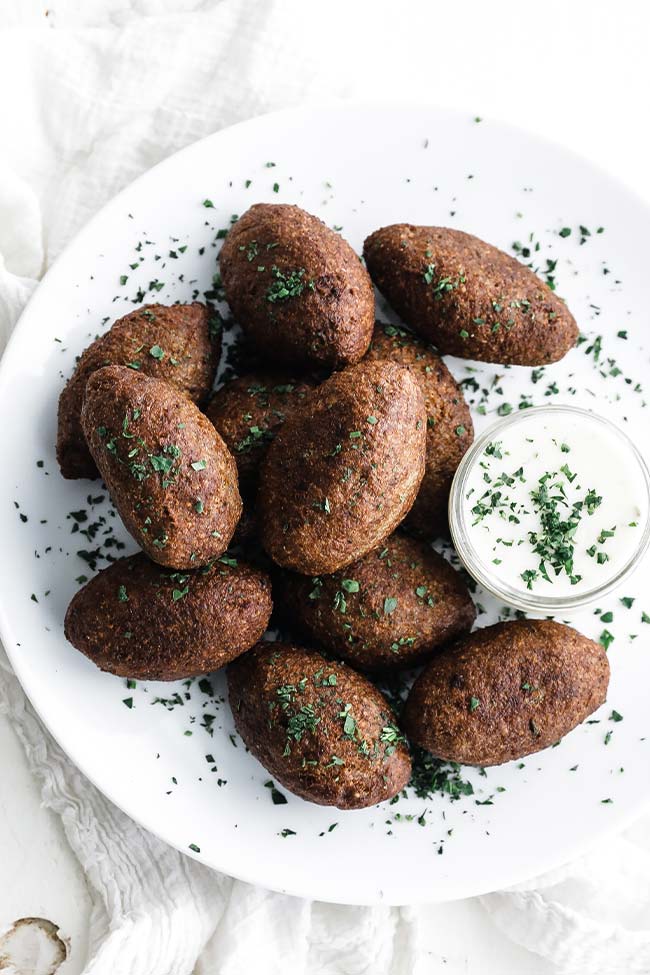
[1,104,649,906]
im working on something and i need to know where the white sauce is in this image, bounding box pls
[461,411,648,598]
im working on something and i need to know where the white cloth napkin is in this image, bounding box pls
[2,3,650,974]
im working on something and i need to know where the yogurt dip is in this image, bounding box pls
[449,406,650,611]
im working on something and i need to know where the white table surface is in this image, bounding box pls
[1,2,650,973]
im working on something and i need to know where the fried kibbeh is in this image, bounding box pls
[363,225,578,365]
[219,204,374,370]
[227,641,411,809]
[65,553,272,680]
[365,322,472,534]
[258,360,426,575]
[81,365,241,569]
[402,620,610,766]
[276,533,475,672]
[57,303,220,479]
[204,371,315,490]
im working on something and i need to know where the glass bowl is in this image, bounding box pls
[448,405,650,613]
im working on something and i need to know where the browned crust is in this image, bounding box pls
[227,642,411,808]
[402,620,610,766]
[276,533,475,671]
[204,371,315,491]
[64,553,272,680]
[81,365,242,569]
[57,303,220,479]
[219,204,375,370]
[363,225,579,366]
[365,322,473,535]
[258,360,426,574]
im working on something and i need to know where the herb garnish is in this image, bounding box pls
[266,266,314,303]
[423,263,466,297]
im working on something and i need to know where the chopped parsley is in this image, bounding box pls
[266,265,314,303]
[423,263,466,297]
